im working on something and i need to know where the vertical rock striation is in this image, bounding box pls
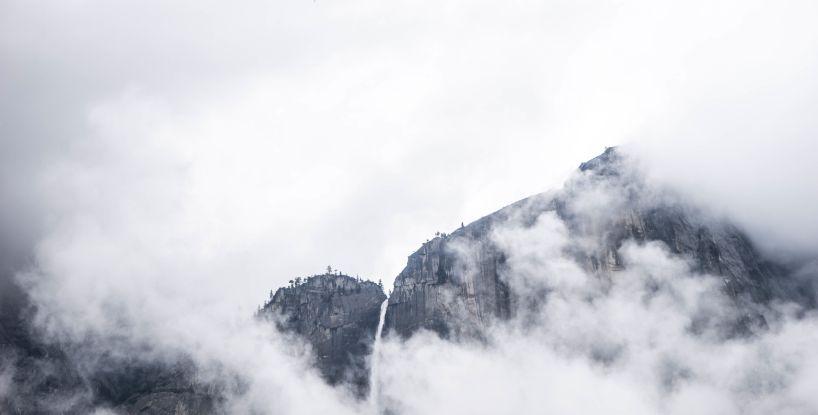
[383,222,512,339]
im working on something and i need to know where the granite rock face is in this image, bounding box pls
[384,221,511,339]
[2,147,812,412]
[97,358,222,415]
[384,147,809,339]
[260,273,386,397]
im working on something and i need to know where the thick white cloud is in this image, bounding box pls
[376,210,818,415]
[3,0,816,291]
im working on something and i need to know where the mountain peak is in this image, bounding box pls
[578,146,623,175]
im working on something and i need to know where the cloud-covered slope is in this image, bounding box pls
[385,147,810,339]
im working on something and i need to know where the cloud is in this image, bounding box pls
[0,357,13,401]
[627,93,818,258]
[376,208,818,415]
[3,0,817,288]
[1,0,817,413]
[616,0,818,257]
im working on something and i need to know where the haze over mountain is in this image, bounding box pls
[3,148,818,413]
[2,0,818,414]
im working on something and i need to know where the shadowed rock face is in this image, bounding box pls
[0,269,89,414]
[384,225,511,339]
[96,358,222,415]
[0,266,223,415]
[384,147,810,339]
[260,273,386,398]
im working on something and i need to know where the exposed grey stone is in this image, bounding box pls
[384,147,810,339]
[259,273,386,398]
[2,147,813,412]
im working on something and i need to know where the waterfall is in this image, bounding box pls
[369,298,389,413]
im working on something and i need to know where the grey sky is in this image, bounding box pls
[2,0,817,313]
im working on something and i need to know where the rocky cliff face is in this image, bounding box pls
[1,269,388,413]
[2,147,812,412]
[384,147,809,339]
[94,358,222,415]
[0,267,223,415]
[0,271,88,414]
[384,221,511,339]
[259,273,386,397]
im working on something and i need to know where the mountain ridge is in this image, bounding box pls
[1,147,813,413]
[383,146,809,339]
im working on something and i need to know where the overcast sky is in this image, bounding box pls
[2,0,817,314]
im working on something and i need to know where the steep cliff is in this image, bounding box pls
[260,273,386,397]
[384,147,809,339]
[2,147,811,412]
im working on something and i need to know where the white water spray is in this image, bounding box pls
[369,298,389,413]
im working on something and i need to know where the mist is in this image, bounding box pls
[2,0,818,413]
[378,194,818,415]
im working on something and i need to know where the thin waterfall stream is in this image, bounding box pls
[369,298,389,413]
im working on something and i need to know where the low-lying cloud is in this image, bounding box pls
[377,208,818,415]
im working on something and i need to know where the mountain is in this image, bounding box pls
[1,264,223,414]
[383,147,809,339]
[258,273,386,398]
[0,269,88,414]
[1,147,811,413]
